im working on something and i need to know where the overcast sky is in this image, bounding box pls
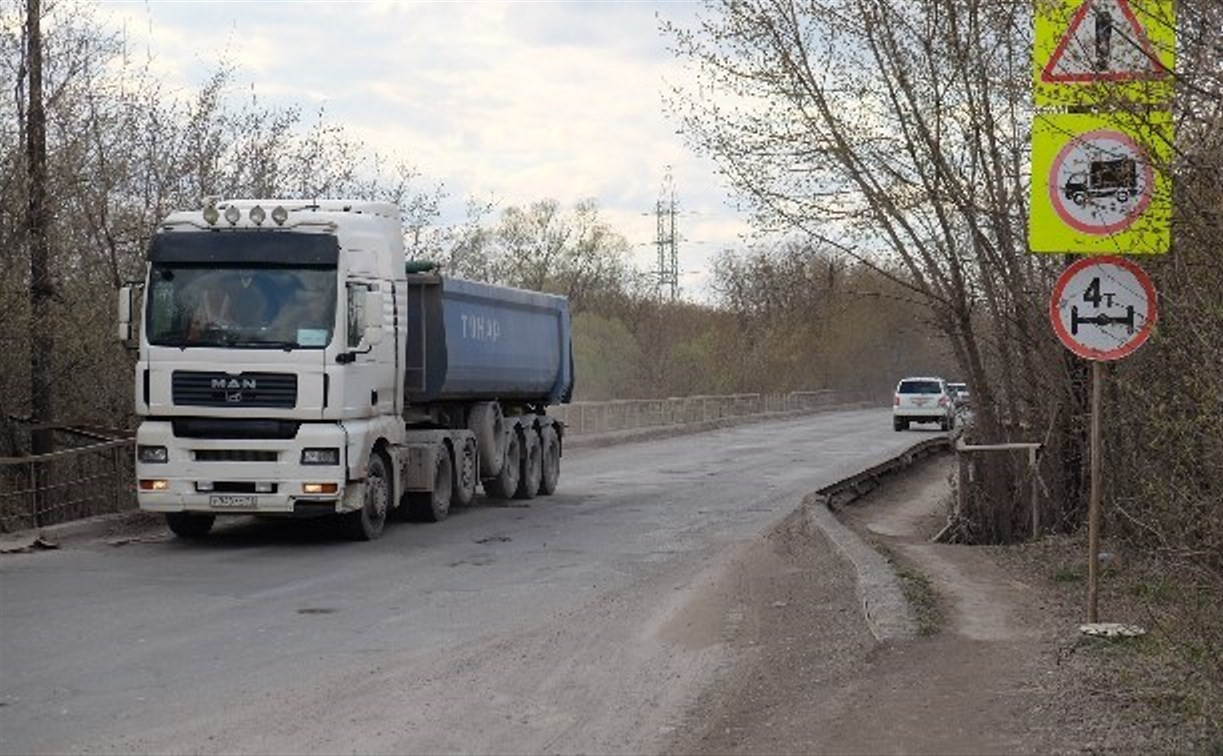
[100,0,753,299]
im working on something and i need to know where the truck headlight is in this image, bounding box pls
[301,448,340,465]
[138,445,168,464]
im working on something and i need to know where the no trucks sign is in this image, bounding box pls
[1029,111,1172,254]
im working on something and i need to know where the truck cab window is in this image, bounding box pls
[146,264,336,349]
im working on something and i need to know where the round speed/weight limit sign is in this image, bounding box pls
[1050,256,1157,361]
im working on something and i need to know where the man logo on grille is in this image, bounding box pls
[210,377,257,403]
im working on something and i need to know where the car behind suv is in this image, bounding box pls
[893,377,955,431]
[947,382,970,408]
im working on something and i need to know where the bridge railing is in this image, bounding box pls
[550,390,864,436]
[1,437,135,532]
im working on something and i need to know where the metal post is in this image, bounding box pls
[1029,446,1040,538]
[1088,360,1103,623]
[956,448,967,520]
[27,459,37,529]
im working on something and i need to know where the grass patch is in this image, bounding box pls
[871,540,945,636]
[895,565,944,636]
[1052,567,1083,583]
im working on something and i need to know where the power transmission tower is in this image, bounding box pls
[653,168,679,300]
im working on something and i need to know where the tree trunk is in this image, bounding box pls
[26,0,54,455]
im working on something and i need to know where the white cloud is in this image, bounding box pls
[97,0,752,299]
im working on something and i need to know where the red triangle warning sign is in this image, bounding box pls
[1042,0,1168,82]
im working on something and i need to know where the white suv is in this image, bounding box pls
[893,377,956,431]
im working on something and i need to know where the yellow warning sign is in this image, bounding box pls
[1029,111,1171,254]
[1033,0,1175,108]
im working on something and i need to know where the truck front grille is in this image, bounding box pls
[172,372,297,409]
[194,450,280,462]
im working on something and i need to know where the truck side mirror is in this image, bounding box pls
[117,285,133,342]
[361,289,384,346]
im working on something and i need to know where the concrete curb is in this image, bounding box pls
[800,437,951,643]
[0,509,163,552]
[805,495,918,642]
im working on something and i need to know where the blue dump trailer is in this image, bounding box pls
[404,274,574,405]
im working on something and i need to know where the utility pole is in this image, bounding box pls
[653,167,679,301]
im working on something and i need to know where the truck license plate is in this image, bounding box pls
[210,494,256,509]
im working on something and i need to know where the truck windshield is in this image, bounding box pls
[146,264,337,349]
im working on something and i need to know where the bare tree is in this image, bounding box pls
[458,198,634,314]
[22,0,52,454]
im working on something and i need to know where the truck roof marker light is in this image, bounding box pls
[250,205,266,226]
[202,195,221,225]
[224,205,242,225]
[272,206,288,225]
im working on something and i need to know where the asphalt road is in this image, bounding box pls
[0,409,939,754]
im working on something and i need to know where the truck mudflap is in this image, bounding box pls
[337,480,365,513]
[400,443,438,491]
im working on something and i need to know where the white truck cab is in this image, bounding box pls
[122,200,437,539]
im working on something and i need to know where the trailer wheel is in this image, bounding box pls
[539,426,560,496]
[165,512,214,540]
[483,430,520,500]
[409,445,453,522]
[345,452,389,540]
[451,437,478,508]
[469,402,505,478]
[514,429,542,500]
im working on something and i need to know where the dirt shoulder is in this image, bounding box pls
[666,454,1220,754]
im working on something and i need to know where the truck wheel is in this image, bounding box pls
[894,418,909,431]
[538,426,560,496]
[1116,189,1130,203]
[1072,191,1086,206]
[451,437,478,508]
[940,416,950,432]
[469,402,505,478]
[344,453,389,540]
[483,431,520,500]
[515,429,542,500]
[165,512,214,539]
[407,445,453,522]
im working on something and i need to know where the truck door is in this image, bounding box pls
[343,280,396,416]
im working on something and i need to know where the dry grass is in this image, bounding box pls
[988,534,1223,753]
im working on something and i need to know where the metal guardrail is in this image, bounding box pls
[0,390,872,532]
[813,436,952,511]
